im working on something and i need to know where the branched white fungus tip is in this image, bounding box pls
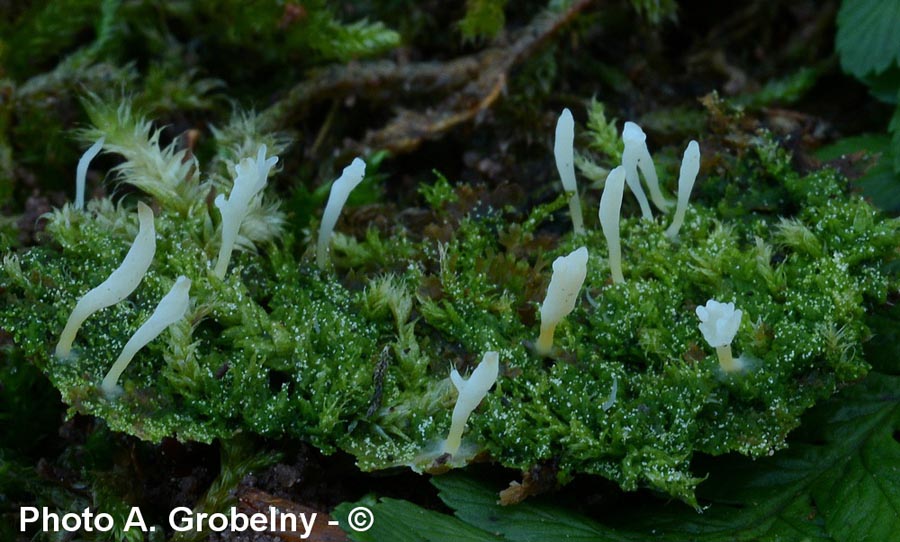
[536,246,589,356]
[599,166,626,284]
[101,276,192,397]
[696,299,744,372]
[665,140,700,239]
[443,351,500,455]
[213,145,278,278]
[56,202,156,358]
[317,157,367,270]
[75,137,105,210]
[621,122,655,219]
[554,108,584,235]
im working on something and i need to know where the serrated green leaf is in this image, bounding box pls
[334,497,501,542]
[806,373,900,541]
[435,475,624,542]
[836,0,900,80]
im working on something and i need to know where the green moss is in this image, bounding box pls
[1,106,898,508]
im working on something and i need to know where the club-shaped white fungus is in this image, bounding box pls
[554,108,584,235]
[75,137,105,211]
[696,299,744,372]
[536,246,589,356]
[317,157,366,270]
[55,202,156,358]
[213,145,278,278]
[443,350,499,455]
[621,122,659,219]
[665,140,700,239]
[599,166,626,284]
[101,276,191,396]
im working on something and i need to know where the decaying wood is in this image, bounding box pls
[260,1,594,159]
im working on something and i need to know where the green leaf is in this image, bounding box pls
[891,101,900,173]
[836,0,900,80]
[815,134,900,213]
[435,475,625,542]
[340,372,900,541]
[865,303,900,374]
[334,496,501,542]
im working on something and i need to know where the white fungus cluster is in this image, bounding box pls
[60,141,379,398]
[546,111,749,374]
[696,299,744,372]
[599,121,701,283]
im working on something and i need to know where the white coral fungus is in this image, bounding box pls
[317,157,366,270]
[75,137,105,211]
[101,276,191,396]
[214,145,278,278]
[665,140,700,239]
[599,166,627,283]
[536,246,589,356]
[621,122,658,219]
[696,299,744,372]
[554,108,584,235]
[443,351,500,455]
[56,202,156,358]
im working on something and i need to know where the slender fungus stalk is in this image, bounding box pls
[56,202,156,358]
[75,137,105,210]
[443,351,499,455]
[696,299,744,372]
[317,158,366,270]
[599,166,626,284]
[625,122,672,212]
[101,276,191,396]
[665,141,700,239]
[214,145,278,278]
[621,122,655,219]
[536,247,589,356]
[554,108,584,235]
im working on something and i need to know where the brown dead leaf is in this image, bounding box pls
[236,487,349,542]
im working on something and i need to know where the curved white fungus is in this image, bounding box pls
[665,140,700,239]
[536,246,589,356]
[101,276,191,397]
[621,122,655,219]
[75,137,105,211]
[696,299,744,372]
[554,108,585,235]
[317,157,366,270]
[56,202,156,358]
[599,166,626,284]
[214,145,278,278]
[443,351,500,455]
